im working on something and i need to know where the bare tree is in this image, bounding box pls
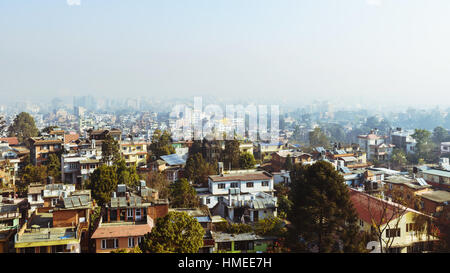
[360,187,410,253]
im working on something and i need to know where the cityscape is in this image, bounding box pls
[1,0,450,262]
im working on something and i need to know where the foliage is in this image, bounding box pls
[223,139,240,170]
[149,129,175,158]
[101,135,121,165]
[7,112,39,143]
[214,222,253,234]
[86,164,118,206]
[169,178,200,208]
[239,152,256,169]
[432,126,449,145]
[390,148,407,169]
[254,217,286,237]
[17,164,48,195]
[288,161,364,252]
[46,153,61,182]
[410,129,438,164]
[308,127,330,148]
[0,115,6,135]
[184,153,216,187]
[110,246,142,253]
[144,171,170,199]
[139,211,204,253]
[116,159,140,188]
[436,205,450,252]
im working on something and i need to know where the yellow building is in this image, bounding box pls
[350,189,438,253]
[120,140,148,167]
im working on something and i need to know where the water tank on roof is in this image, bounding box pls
[140,180,146,188]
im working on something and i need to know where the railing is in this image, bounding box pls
[0,212,20,219]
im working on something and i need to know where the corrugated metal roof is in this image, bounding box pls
[160,154,186,165]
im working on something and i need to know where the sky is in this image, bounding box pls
[1,0,450,108]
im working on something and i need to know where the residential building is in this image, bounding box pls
[28,137,63,166]
[358,130,394,161]
[120,138,148,167]
[0,197,28,253]
[390,128,417,155]
[350,189,438,253]
[211,231,276,253]
[271,150,312,172]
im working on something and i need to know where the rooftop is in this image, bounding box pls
[417,190,450,203]
[209,171,272,182]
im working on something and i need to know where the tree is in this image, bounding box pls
[116,159,140,188]
[0,115,6,136]
[149,129,175,158]
[101,135,121,165]
[46,153,61,182]
[361,187,411,253]
[144,171,170,199]
[390,148,407,170]
[436,205,450,252]
[288,161,364,253]
[184,153,216,187]
[411,129,438,163]
[239,152,256,169]
[254,217,286,237]
[432,126,449,145]
[87,165,118,206]
[8,112,39,143]
[40,126,58,135]
[223,139,240,170]
[308,127,330,148]
[18,164,48,195]
[170,178,200,208]
[139,211,204,253]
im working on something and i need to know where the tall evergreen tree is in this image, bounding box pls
[101,134,121,165]
[223,139,240,170]
[288,161,364,252]
[170,178,200,208]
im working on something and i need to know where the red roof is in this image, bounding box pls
[91,223,152,239]
[0,137,19,146]
[64,133,79,144]
[349,189,406,226]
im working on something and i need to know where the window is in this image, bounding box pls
[359,219,364,227]
[262,181,269,187]
[230,183,238,188]
[128,237,135,248]
[32,194,38,202]
[386,228,401,238]
[235,241,254,251]
[218,183,225,189]
[217,242,232,251]
[101,239,118,249]
[127,208,133,220]
[246,182,254,188]
[206,198,210,204]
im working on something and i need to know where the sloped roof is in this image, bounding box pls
[91,223,152,239]
[0,137,19,146]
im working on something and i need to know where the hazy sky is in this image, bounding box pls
[1,0,450,107]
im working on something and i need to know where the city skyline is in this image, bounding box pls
[1,1,450,107]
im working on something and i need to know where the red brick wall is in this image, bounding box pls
[53,210,79,227]
[147,203,168,221]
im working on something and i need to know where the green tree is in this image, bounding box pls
[18,164,48,195]
[40,126,59,135]
[139,211,204,253]
[390,148,407,169]
[116,159,140,188]
[87,164,118,206]
[411,129,438,163]
[308,127,330,148]
[46,153,61,182]
[149,129,175,158]
[432,126,449,145]
[184,153,216,187]
[8,112,39,143]
[170,178,200,208]
[254,217,286,237]
[223,139,240,170]
[239,152,256,169]
[436,205,450,252]
[101,135,121,165]
[288,161,364,253]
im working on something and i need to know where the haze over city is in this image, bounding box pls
[1,0,450,108]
